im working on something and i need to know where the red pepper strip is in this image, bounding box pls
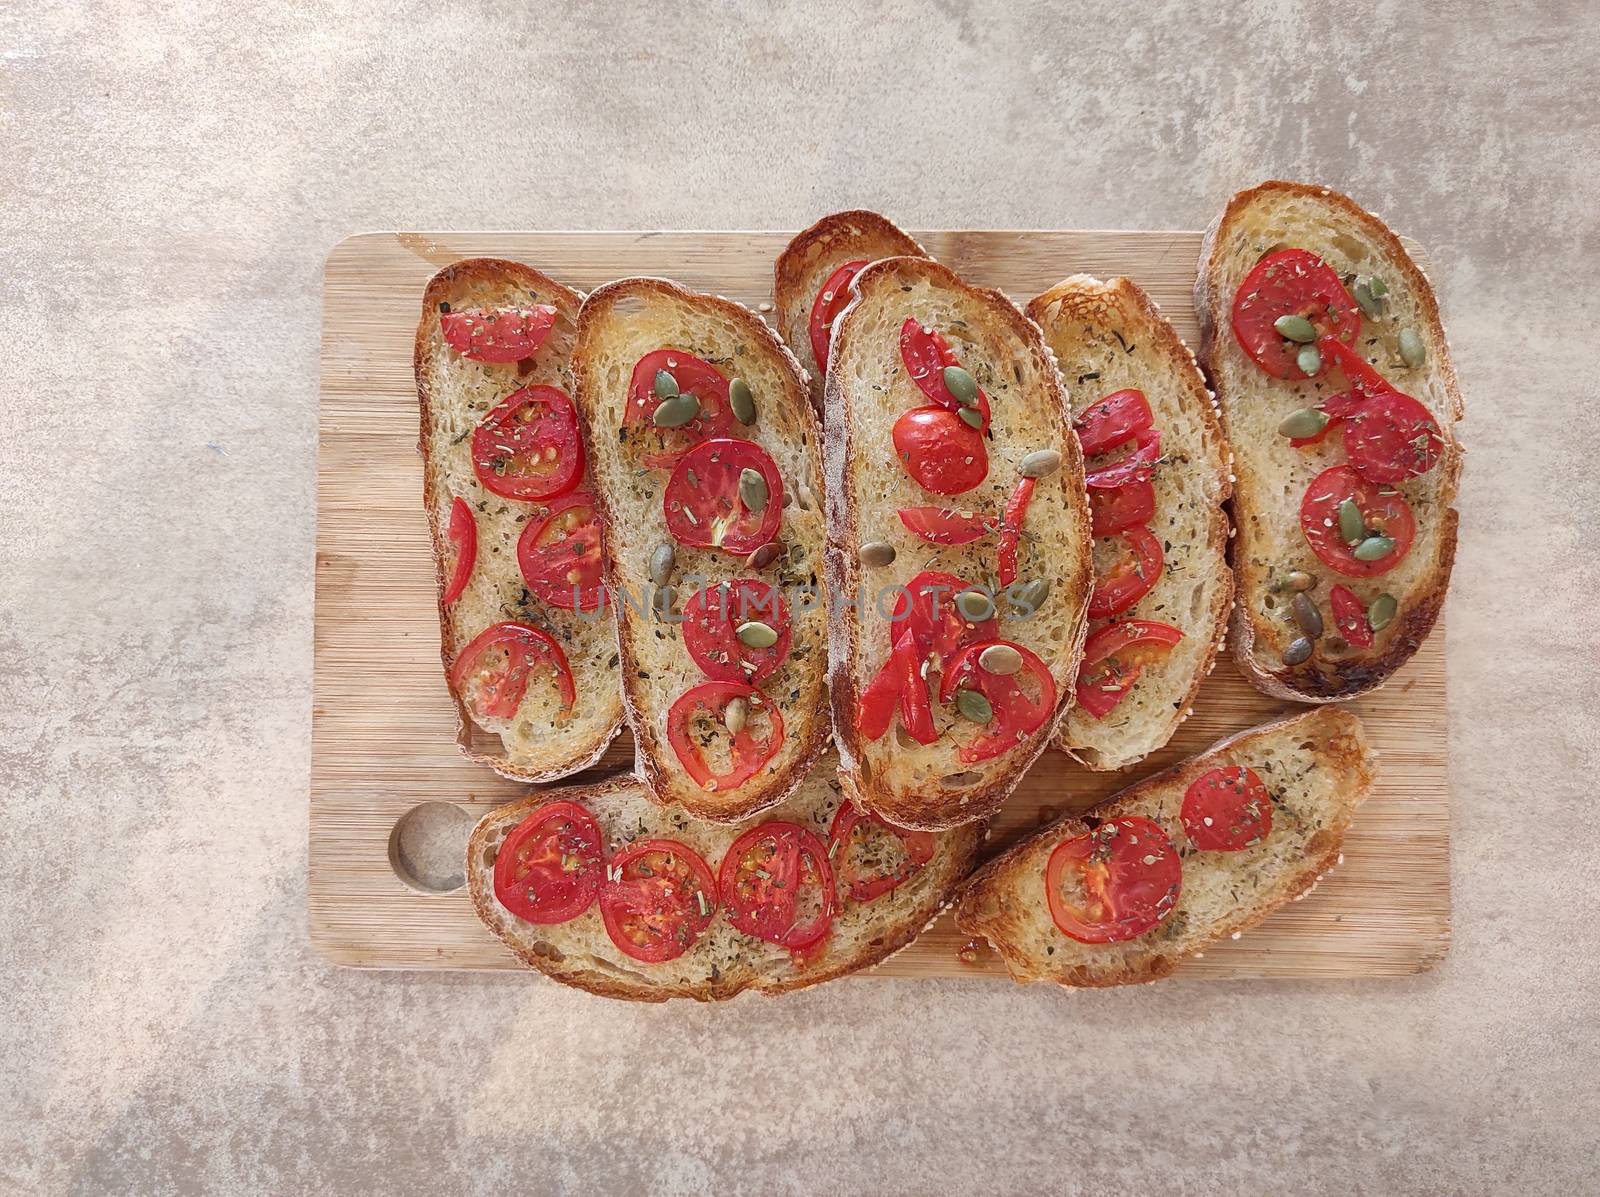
[996,476,1036,587]
[1085,430,1162,489]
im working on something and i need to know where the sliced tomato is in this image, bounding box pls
[1044,816,1182,944]
[1076,389,1153,457]
[891,406,989,495]
[663,438,783,554]
[1343,389,1445,483]
[809,259,867,371]
[599,839,717,963]
[897,506,992,546]
[891,627,937,744]
[1084,429,1162,489]
[682,579,791,683]
[899,318,992,428]
[516,491,605,611]
[939,639,1058,764]
[623,349,737,469]
[1288,390,1363,448]
[856,651,902,742]
[1330,584,1375,649]
[1300,465,1417,577]
[492,800,603,925]
[827,802,936,902]
[1075,620,1184,720]
[1317,335,1394,402]
[442,496,476,605]
[471,385,586,502]
[1089,525,1165,619]
[719,822,836,950]
[666,681,784,792]
[1231,249,1362,380]
[448,621,576,721]
[441,305,557,364]
[1181,767,1272,852]
[996,476,1036,587]
[1089,481,1156,536]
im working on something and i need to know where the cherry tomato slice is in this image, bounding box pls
[897,506,992,546]
[892,627,937,744]
[441,305,557,364]
[1084,429,1162,489]
[996,477,1036,587]
[624,349,738,469]
[666,681,784,792]
[719,821,836,950]
[1089,481,1156,536]
[516,491,605,612]
[663,438,784,554]
[1075,389,1154,457]
[899,318,992,428]
[682,579,791,683]
[600,839,717,963]
[856,650,901,742]
[471,385,586,502]
[492,800,604,925]
[1181,767,1273,852]
[809,259,867,372]
[940,639,1058,764]
[1330,584,1375,649]
[1316,335,1393,402]
[892,406,989,495]
[827,802,937,902]
[1075,620,1184,720]
[1089,525,1165,619]
[448,621,576,720]
[1300,465,1417,578]
[1044,816,1182,944]
[1231,249,1362,380]
[1343,390,1445,483]
[1289,390,1363,448]
[442,496,476,605]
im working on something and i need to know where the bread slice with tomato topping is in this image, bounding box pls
[465,752,982,1001]
[1026,275,1233,771]
[824,256,1094,830]
[571,278,831,822]
[955,706,1376,987]
[773,210,928,411]
[1195,181,1463,702]
[414,259,625,782]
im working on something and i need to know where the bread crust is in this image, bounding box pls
[773,210,928,410]
[414,257,624,782]
[1195,181,1463,703]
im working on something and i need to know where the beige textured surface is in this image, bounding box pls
[3,2,1597,1194]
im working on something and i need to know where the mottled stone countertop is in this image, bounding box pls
[3,3,1597,1194]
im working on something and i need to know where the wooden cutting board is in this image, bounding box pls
[312,230,1451,980]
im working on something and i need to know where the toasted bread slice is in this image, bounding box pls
[414,259,624,782]
[824,257,1094,830]
[1027,275,1233,770]
[773,210,928,410]
[1196,181,1463,702]
[466,752,983,1001]
[955,706,1375,986]
[572,278,830,822]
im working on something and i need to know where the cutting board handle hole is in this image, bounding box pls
[387,802,475,895]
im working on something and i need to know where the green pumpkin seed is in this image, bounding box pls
[652,393,700,428]
[739,467,769,512]
[736,620,779,649]
[729,377,756,425]
[1353,535,1396,561]
[649,542,676,587]
[1353,281,1382,319]
[943,365,980,407]
[653,369,679,399]
[956,589,996,622]
[955,689,993,723]
[1337,498,1367,545]
[724,696,748,734]
[745,542,780,570]
[1282,636,1314,666]
[1278,408,1329,439]
[1274,314,1318,343]
[1398,328,1425,367]
[978,643,1023,675]
[1286,570,1316,593]
[1296,343,1322,376]
[1368,593,1398,631]
[859,540,895,568]
[1019,449,1062,479]
[1369,275,1388,298]
[1292,592,1324,638]
[1009,578,1050,617]
[958,407,984,430]
[652,585,677,618]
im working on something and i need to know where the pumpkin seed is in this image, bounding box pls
[859,540,895,567]
[1296,343,1322,376]
[1353,535,1396,561]
[745,542,780,570]
[724,696,748,734]
[1292,592,1324,638]
[1274,314,1318,343]
[652,585,677,618]
[729,377,756,425]
[1368,592,1398,631]
[739,467,769,512]
[1337,498,1366,545]
[1009,577,1050,617]
[1398,328,1425,367]
[958,407,984,430]
[648,542,675,587]
[1353,281,1382,319]
[652,393,699,428]
[1283,636,1314,666]
[955,689,993,723]
[956,588,996,622]
[943,365,980,407]
[1019,449,1062,479]
[1286,570,1316,593]
[736,620,779,649]
[1278,408,1329,439]
[978,643,1023,675]
[1369,275,1388,298]
[653,369,679,399]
